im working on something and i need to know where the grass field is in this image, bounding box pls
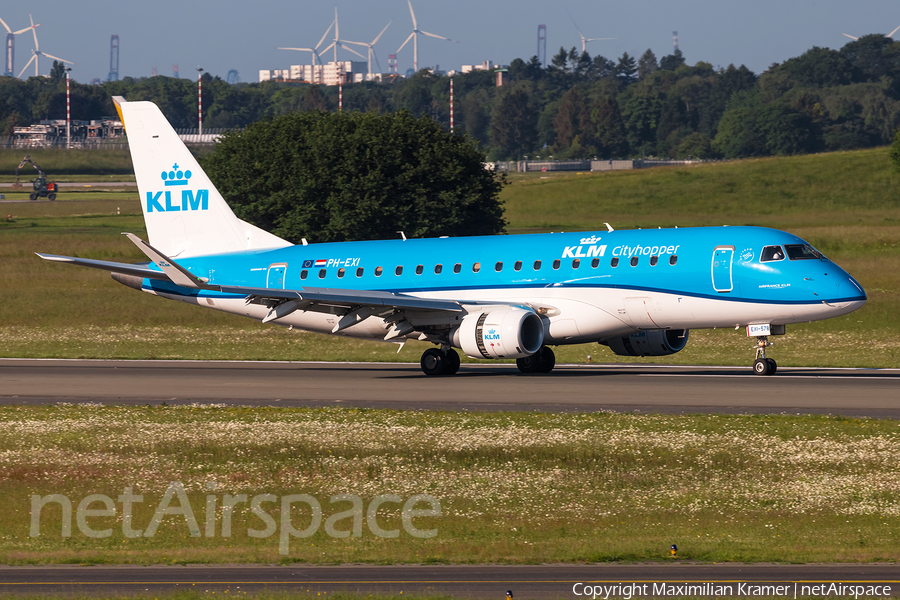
[0,148,135,179]
[0,147,897,367]
[5,405,900,565]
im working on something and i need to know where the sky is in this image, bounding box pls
[1,0,898,84]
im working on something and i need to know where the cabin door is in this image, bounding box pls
[711,246,734,293]
[267,264,287,289]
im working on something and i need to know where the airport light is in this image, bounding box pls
[65,67,71,149]
[196,67,203,137]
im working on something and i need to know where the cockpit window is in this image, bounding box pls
[760,245,785,262]
[785,244,825,260]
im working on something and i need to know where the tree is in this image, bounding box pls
[201,110,507,243]
[490,84,538,159]
[589,96,628,158]
[890,127,900,172]
[553,87,588,150]
[49,61,66,84]
[616,53,638,84]
[659,48,686,71]
[550,47,569,72]
[637,49,658,79]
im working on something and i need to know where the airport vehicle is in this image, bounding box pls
[14,156,58,200]
[37,98,867,376]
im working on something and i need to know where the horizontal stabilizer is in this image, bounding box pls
[35,253,170,281]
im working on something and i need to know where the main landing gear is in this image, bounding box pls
[420,347,461,376]
[516,346,556,374]
[752,335,777,376]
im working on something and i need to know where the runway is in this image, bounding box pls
[0,564,898,597]
[2,359,899,417]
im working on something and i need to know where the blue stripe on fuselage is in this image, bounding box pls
[152,226,865,305]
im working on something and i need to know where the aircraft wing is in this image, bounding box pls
[38,235,549,341]
[220,285,462,313]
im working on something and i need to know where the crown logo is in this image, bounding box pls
[161,163,192,186]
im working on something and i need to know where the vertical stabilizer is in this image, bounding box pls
[114,96,291,258]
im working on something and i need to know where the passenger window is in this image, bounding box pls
[300,269,308,280]
[395,266,403,275]
[761,245,785,262]
[611,257,619,267]
[337,268,345,278]
[514,261,522,271]
[453,263,461,273]
[375,266,383,277]
[669,255,677,265]
[650,256,658,266]
[572,258,580,269]
[591,258,599,268]
[435,264,442,274]
[415,265,423,275]
[630,256,639,267]
[473,262,481,273]
[356,267,364,277]
[319,269,327,278]
[495,261,503,272]
[552,259,561,270]
[533,260,541,270]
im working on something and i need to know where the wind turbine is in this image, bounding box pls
[842,25,900,41]
[0,15,38,77]
[570,15,614,53]
[343,21,391,74]
[318,8,366,64]
[279,18,336,67]
[17,14,72,78]
[396,0,456,73]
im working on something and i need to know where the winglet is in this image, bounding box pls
[123,233,220,290]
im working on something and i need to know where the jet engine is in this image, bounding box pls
[451,308,544,359]
[604,329,689,357]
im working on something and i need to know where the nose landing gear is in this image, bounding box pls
[752,336,777,376]
[420,347,461,376]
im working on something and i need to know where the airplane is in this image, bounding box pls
[37,97,867,377]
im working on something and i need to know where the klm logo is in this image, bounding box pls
[147,163,209,212]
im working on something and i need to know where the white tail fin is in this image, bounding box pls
[114,96,291,258]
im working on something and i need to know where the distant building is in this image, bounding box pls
[461,60,493,74]
[12,118,124,148]
[261,61,368,85]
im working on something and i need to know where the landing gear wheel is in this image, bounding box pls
[420,348,445,376]
[442,349,461,375]
[516,353,540,373]
[538,346,556,373]
[48,193,56,201]
[751,335,776,376]
[516,346,556,374]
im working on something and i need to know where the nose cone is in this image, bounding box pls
[821,266,866,316]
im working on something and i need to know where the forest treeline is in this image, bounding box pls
[2,34,899,160]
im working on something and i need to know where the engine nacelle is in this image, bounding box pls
[451,308,544,359]
[604,329,689,357]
